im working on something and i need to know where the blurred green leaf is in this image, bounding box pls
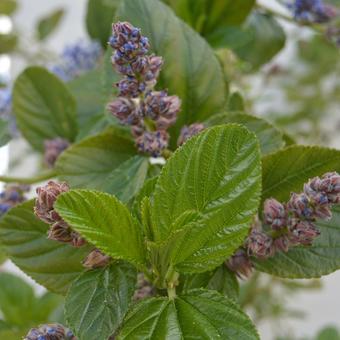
[86,0,120,47]
[316,326,340,340]
[13,66,78,151]
[37,8,65,41]
[0,33,17,54]
[0,118,10,147]
[0,0,17,15]
[234,12,286,69]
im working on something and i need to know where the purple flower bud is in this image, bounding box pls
[226,249,253,278]
[48,220,73,244]
[116,77,146,98]
[82,249,111,269]
[24,323,75,340]
[320,172,340,203]
[263,198,287,230]
[34,181,69,224]
[131,121,145,138]
[177,123,205,146]
[287,192,314,219]
[133,273,156,301]
[142,55,163,83]
[273,235,290,253]
[142,91,180,129]
[0,184,29,216]
[107,97,139,125]
[288,218,320,246]
[246,229,275,259]
[44,138,69,168]
[136,130,169,157]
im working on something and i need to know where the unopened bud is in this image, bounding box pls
[24,323,76,340]
[287,192,314,219]
[107,97,139,125]
[177,123,205,146]
[34,181,69,224]
[246,229,275,259]
[44,138,69,168]
[82,249,111,269]
[226,249,253,278]
[133,273,155,301]
[288,218,320,246]
[116,76,146,98]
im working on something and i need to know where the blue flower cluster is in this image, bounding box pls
[24,323,76,340]
[50,40,102,82]
[0,184,29,216]
[289,0,336,23]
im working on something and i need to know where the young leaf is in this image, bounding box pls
[0,200,90,295]
[12,66,78,151]
[234,12,286,69]
[65,263,136,340]
[86,0,120,47]
[55,190,146,268]
[56,129,148,202]
[151,125,261,272]
[117,0,227,142]
[118,289,259,339]
[262,145,340,203]
[255,206,340,278]
[205,112,285,155]
[37,9,65,41]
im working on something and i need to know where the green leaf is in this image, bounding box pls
[0,0,17,15]
[55,190,146,268]
[117,0,227,143]
[227,92,245,111]
[65,263,136,340]
[56,129,147,202]
[151,125,262,273]
[118,289,259,339]
[234,12,286,69]
[262,145,340,203]
[13,67,78,151]
[316,326,340,340]
[0,200,90,295]
[179,266,239,300]
[255,206,340,278]
[37,8,65,41]
[0,33,17,54]
[205,112,285,155]
[86,0,120,47]
[0,118,11,147]
[67,70,104,127]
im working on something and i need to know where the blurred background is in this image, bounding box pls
[0,0,339,339]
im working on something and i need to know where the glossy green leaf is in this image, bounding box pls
[117,0,227,142]
[65,263,136,340]
[118,289,259,339]
[55,190,146,268]
[12,67,78,151]
[0,33,17,54]
[0,0,17,15]
[0,200,90,295]
[37,9,65,40]
[0,118,10,147]
[56,129,147,202]
[86,0,120,47]
[262,145,340,203]
[205,112,285,155]
[234,12,286,69]
[151,125,262,273]
[255,206,340,278]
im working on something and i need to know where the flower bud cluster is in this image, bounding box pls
[24,323,76,340]
[107,22,181,157]
[44,138,70,168]
[0,184,29,216]
[50,40,102,82]
[229,172,340,278]
[288,0,337,23]
[34,181,85,247]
